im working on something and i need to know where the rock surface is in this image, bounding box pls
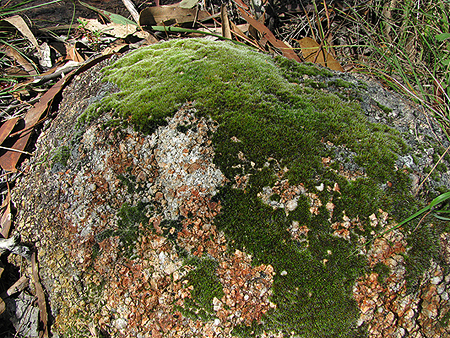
[3,38,450,337]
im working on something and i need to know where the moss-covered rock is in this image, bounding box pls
[9,38,450,337]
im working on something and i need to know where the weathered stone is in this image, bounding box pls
[6,38,450,337]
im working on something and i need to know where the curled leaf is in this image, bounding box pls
[2,15,40,56]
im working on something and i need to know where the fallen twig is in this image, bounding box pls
[31,251,49,338]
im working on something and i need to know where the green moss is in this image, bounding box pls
[232,322,264,337]
[433,146,450,172]
[328,78,353,88]
[375,101,393,114]
[51,145,70,168]
[440,309,450,327]
[116,202,150,254]
[95,202,151,258]
[118,172,137,194]
[405,224,441,292]
[436,162,447,173]
[274,56,333,79]
[304,79,328,88]
[181,256,224,321]
[373,262,390,284]
[357,82,368,90]
[83,38,436,336]
[216,186,365,336]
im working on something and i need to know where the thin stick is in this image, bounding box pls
[0,146,32,156]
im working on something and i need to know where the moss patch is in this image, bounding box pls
[181,256,224,321]
[83,38,442,336]
[51,145,70,169]
[96,202,151,258]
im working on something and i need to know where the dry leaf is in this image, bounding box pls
[433,77,446,108]
[0,188,12,238]
[2,15,41,57]
[196,27,222,35]
[0,45,37,76]
[66,43,85,62]
[79,1,137,26]
[0,297,4,316]
[297,37,343,72]
[139,5,210,26]
[238,8,301,62]
[4,275,29,297]
[102,42,129,55]
[0,76,66,172]
[3,66,29,77]
[134,30,156,41]
[39,42,52,68]
[0,118,20,145]
[230,22,249,36]
[32,61,82,85]
[232,0,250,11]
[78,18,138,39]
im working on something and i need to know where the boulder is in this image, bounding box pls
[8,38,450,337]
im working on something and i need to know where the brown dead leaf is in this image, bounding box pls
[3,66,29,77]
[0,45,37,76]
[139,4,210,26]
[230,22,249,38]
[231,0,250,11]
[238,8,301,62]
[297,37,343,72]
[134,30,157,43]
[31,251,49,338]
[65,43,85,63]
[78,18,138,39]
[79,1,137,26]
[2,15,40,57]
[0,118,19,145]
[0,187,12,238]
[229,21,259,48]
[433,77,446,108]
